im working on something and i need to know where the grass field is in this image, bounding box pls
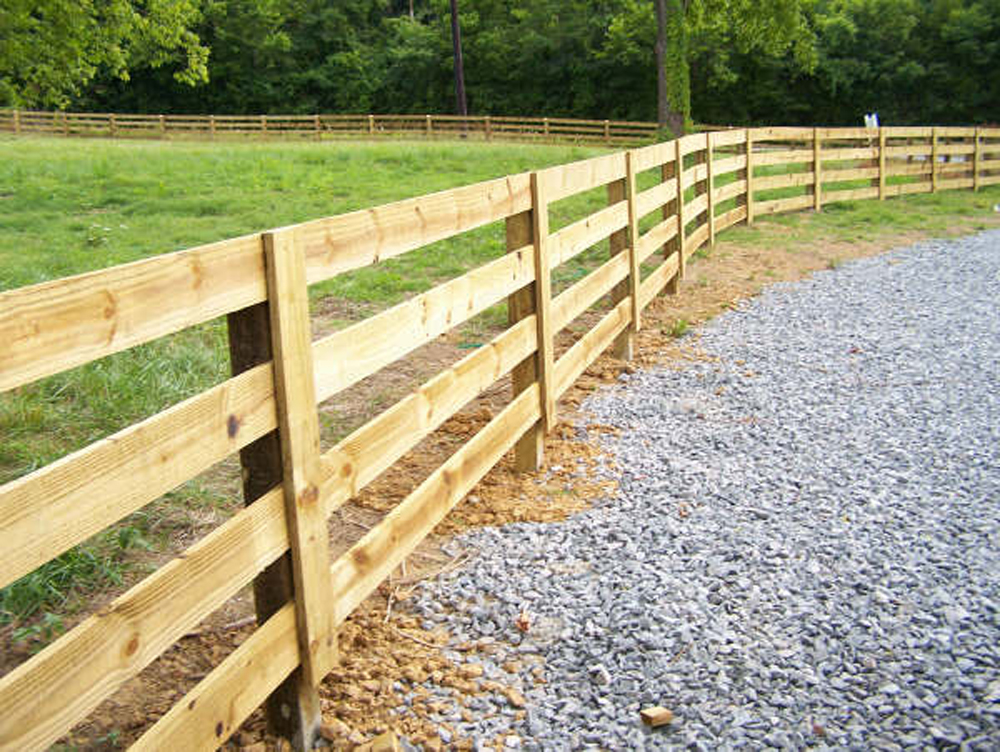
[1,134,998,635]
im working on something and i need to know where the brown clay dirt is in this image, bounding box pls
[17,212,1000,751]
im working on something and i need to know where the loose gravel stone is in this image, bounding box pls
[412,231,1000,749]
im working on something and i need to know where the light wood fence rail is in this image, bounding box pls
[1,125,998,751]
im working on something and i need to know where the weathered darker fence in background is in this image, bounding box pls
[1,125,998,751]
[0,109,672,145]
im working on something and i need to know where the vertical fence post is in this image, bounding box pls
[314,114,321,140]
[878,127,887,200]
[226,309,324,747]
[159,114,166,138]
[813,127,822,211]
[507,210,544,472]
[12,109,20,135]
[706,132,716,247]
[109,113,117,138]
[543,117,550,141]
[485,115,492,141]
[624,151,642,338]
[368,114,375,135]
[426,114,433,137]
[746,129,755,225]
[931,127,939,192]
[209,115,216,140]
[261,114,268,136]
[675,139,687,282]
[973,127,981,192]
[266,227,336,747]
[529,172,556,434]
[604,120,611,145]
[608,171,632,359]
[61,111,69,137]
[663,146,681,295]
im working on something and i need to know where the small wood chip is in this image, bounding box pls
[640,706,674,727]
[354,730,401,752]
[505,688,526,708]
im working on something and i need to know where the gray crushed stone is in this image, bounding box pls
[406,230,1000,750]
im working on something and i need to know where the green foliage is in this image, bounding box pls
[0,0,208,108]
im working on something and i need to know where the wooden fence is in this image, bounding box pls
[0,109,671,145]
[1,125,999,751]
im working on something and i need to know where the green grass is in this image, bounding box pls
[1,135,998,634]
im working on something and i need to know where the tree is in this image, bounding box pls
[449,0,468,115]
[0,0,208,108]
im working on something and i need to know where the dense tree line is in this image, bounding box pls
[2,0,996,127]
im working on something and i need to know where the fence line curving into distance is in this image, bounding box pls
[1,125,999,750]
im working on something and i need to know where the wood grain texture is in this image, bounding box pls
[263,228,336,687]
[297,174,532,287]
[750,126,815,140]
[814,129,823,211]
[629,141,677,173]
[312,246,533,401]
[715,179,748,203]
[674,139,686,280]
[1,234,264,392]
[132,604,299,751]
[548,201,629,268]
[711,154,747,176]
[680,163,708,192]
[820,166,880,182]
[529,172,556,433]
[607,178,632,359]
[639,254,681,309]
[535,152,627,203]
[822,186,880,203]
[755,194,814,216]
[321,316,536,518]
[0,487,288,752]
[753,171,815,191]
[635,180,678,219]
[819,146,880,162]
[328,386,540,627]
[715,205,748,233]
[553,299,631,398]
[624,152,642,335]
[684,223,711,257]
[637,218,679,264]
[751,149,814,167]
[710,130,747,147]
[506,210,543,472]
[0,363,276,590]
[746,129,755,225]
[685,193,709,222]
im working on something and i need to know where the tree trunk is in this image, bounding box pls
[450,0,468,116]
[654,0,687,137]
[409,0,414,19]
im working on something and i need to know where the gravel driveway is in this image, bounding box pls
[409,230,1000,750]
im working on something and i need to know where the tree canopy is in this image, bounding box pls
[2,0,995,127]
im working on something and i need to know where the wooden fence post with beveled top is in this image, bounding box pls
[973,127,982,192]
[226,228,335,751]
[529,172,556,435]
[746,129,755,225]
[608,174,632,359]
[663,143,681,295]
[813,127,822,211]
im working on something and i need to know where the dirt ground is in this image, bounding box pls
[26,210,1000,750]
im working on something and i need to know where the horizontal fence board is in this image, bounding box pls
[751,149,814,167]
[635,180,678,219]
[552,253,630,333]
[0,487,289,752]
[549,201,629,268]
[821,147,879,161]
[936,127,975,137]
[715,205,748,232]
[312,247,534,401]
[815,127,879,140]
[629,142,677,173]
[885,145,932,158]
[755,194,814,216]
[637,218,679,262]
[715,179,748,203]
[937,143,974,155]
[822,166,880,182]
[681,163,708,191]
[537,153,627,203]
[754,171,815,191]
[0,235,264,391]
[298,174,532,286]
[0,363,276,589]
[132,604,299,751]
[884,126,933,138]
[554,299,631,398]
[685,193,709,221]
[886,162,933,176]
[677,134,706,158]
[320,317,537,517]
[639,254,681,309]
[979,174,1000,185]
[938,177,974,190]
[684,223,711,256]
[751,127,814,141]
[710,130,747,148]
[329,385,540,627]
[712,154,747,175]
[823,186,880,202]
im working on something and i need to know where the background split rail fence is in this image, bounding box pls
[0,109,677,146]
[1,125,999,751]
